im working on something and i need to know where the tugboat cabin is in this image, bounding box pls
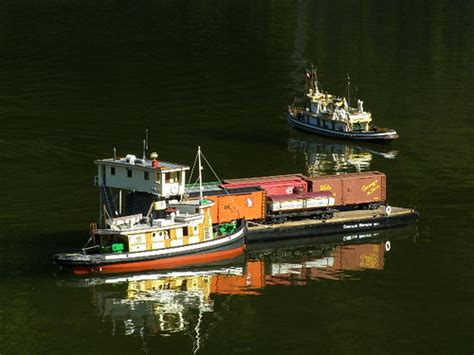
[97,199,215,254]
[92,153,222,255]
[95,154,189,197]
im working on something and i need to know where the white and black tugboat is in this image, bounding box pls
[288,66,399,143]
[53,146,246,275]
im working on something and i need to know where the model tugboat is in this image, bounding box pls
[53,147,246,275]
[288,66,399,143]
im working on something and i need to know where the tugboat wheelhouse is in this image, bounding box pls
[54,148,247,274]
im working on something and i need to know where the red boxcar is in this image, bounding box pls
[223,174,305,184]
[305,171,386,206]
[223,174,308,195]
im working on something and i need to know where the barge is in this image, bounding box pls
[247,206,418,242]
[187,171,418,242]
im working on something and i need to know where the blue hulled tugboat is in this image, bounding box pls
[288,66,399,143]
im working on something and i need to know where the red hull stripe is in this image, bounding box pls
[73,245,246,275]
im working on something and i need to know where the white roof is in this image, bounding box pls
[95,156,190,172]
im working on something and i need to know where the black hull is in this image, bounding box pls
[288,113,399,143]
[247,207,418,243]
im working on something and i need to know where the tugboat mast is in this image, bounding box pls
[198,146,203,202]
[313,66,319,93]
[305,65,320,94]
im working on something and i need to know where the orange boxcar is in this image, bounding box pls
[305,171,386,206]
[189,186,266,224]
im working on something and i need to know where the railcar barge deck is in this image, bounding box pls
[247,206,418,242]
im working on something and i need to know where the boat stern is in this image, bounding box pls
[53,252,96,267]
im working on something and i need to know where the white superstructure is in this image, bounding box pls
[95,154,189,197]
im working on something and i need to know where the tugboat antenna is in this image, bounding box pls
[143,129,149,160]
[346,73,351,106]
[145,128,149,151]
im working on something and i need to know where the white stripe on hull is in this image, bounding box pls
[104,228,245,261]
[288,114,397,140]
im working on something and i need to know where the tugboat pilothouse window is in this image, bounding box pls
[127,169,132,178]
[110,167,115,175]
[165,171,179,183]
[144,171,149,180]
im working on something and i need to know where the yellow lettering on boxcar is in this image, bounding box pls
[362,179,380,195]
[320,184,336,197]
[320,184,332,191]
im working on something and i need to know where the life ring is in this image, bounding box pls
[385,205,392,215]
[385,240,391,252]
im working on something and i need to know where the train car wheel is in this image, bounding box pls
[271,217,288,224]
[320,212,333,220]
[369,202,380,210]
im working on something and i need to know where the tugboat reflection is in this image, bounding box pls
[80,262,247,337]
[57,227,416,339]
[288,136,398,175]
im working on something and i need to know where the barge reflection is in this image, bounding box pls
[287,136,398,175]
[57,227,416,339]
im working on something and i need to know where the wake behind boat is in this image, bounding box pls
[288,66,399,143]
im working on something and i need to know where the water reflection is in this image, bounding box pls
[247,232,397,284]
[288,136,398,175]
[57,259,246,338]
[56,227,416,344]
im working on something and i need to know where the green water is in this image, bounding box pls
[1,0,473,353]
